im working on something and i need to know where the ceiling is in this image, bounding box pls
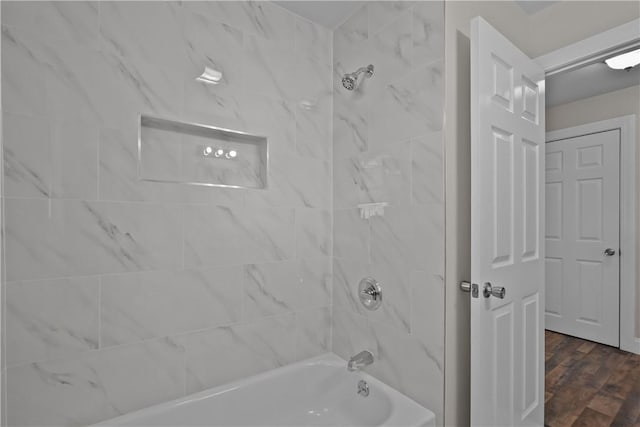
[274,1,364,29]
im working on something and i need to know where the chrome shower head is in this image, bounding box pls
[341,64,374,90]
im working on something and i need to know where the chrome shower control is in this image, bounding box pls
[357,380,370,397]
[358,277,382,311]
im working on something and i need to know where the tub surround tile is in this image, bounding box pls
[295,208,331,259]
[411,132,444,205]
[410,270,445,363]
[100,2,186,126]
[369,10,413,93]
[101,267,244,347]
[184,314,296,395]
[333,143,411,209]
[6,338,185,427]
[332,2,445,424]
[295,307,331,360]
[183,10,245,91]
[367,318,444,424]
[295,94,331,161]
[184,1,294,46]
[331,308,375,362]
[294,18,331,60]
[50,119,99,200]
[332,92,370,160]
[332,4,367,57]
[6,277,99,367]
[412,1,445,69]
[1,1,99,48]
[243,261,302,319]
[2,112,51,198]
[333,208,370,263]
[5,198,183,281]
[243,34,296,102]
[244,257,331,320]
[369,61,444,149]
[184,205,295,268]
[367,1,414,35]
[1,25,48,117]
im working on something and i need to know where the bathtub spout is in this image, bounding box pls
[347,350,374,372]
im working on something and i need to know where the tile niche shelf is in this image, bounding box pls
[138,115,268,190]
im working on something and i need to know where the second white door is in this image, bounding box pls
[545,129,620,347]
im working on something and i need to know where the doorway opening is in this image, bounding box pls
[540,22,639,427]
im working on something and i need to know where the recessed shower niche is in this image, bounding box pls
[138,115,268,189]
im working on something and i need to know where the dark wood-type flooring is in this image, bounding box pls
[545,330,640,427]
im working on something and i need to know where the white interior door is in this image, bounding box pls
[545,129,620,346]
[471,17,545,426]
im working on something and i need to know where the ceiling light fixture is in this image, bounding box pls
[196,66,223,84]
[604,48,640,70]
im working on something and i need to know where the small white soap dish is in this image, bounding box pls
[358,202,389,219]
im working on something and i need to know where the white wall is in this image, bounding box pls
[444,2,640,426]
[547,85,640,338]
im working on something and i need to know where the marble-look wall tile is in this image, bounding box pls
[369,10,412,92]
[333,4,367,58]
[2,112,51,198]
[101,267,243,347]
[243,261,301,319]
[369,61,444,148]
[333,208,370,263]
[1,1,99,48]
[184,1,294,46]
[50,119,98,199]
[367,318,443,424]
[99,1,186,126]
[332,2,445,423]
[412,132,444,205]
[6,338,185,427]
[243,34,296,102]
[183,314,296,395]
[183,9,244,91]
[295,307,331,360]
[295,208,330,259]
[296,96,331,160]
[5,198,182,281]
[367,1,414,35]
[184,204,295,268]
[2,2,334,425]
[371,205,437,271]
[1,25,48,117]
[294,17,331,60]
[244,257,330,320]
[412,1,445,69]
[6,277,99,367]
[331,308,374,362]
[334,143,411,209]
[410,270,445,364]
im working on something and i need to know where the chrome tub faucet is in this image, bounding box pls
[347,350,374,372]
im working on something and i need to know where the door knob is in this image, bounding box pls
[483,282,506,299]
[604,248,616,256]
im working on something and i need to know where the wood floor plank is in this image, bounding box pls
[572,407,614,427]
[545,331,640,427]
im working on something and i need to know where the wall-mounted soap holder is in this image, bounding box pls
[138,115,268,190]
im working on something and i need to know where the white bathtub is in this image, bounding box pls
[94,353,436,427]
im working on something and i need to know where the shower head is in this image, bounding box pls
[341,64,374,90]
